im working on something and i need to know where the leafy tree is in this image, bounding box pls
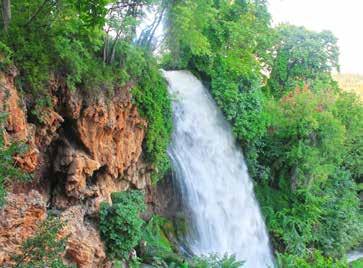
[255,88,362,258]
[1,0,11,32]
[164,1,362,264]
[266,25,340,97]
[332,91,363,183]
[103,0,155,64]
[165,0,273,146]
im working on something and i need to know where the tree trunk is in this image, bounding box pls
[2,0,11,32]
[103,34,109,64]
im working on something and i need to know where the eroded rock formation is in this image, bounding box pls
[0,71,152,267]
[0,72,39,173]
[0,190,46,265]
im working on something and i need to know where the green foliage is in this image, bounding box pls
[115,42,172,182]
[0,41,12,72]
[254,24,362,264]
[165,0,362,265]
[276,250,348,268]
[99,190,146,260]
[0,0,172,182]
[314,170,362,256]
[1,0,108,96]
[255,88,363,259]
[11,216,69,268]
[332,91,363,183]
[166,0,215,67]
[351,258,363,268]
[189,254,244,268]
[266,25,340,98]
[139,216,186,267]
[142,216,173,255]
[165,0,273,146]
[138,216,245,268]
[265,89,346,189]
[0,112,31,206]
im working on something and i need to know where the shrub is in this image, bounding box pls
[351,258,363,268]
[276,250,348,268]
[190,254,244,268]
[0,41,12,72]
[11,216,69,268]
[99,190,146,260]
[141,216,173,255]
[139,215,186,267]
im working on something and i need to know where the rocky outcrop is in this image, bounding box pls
[61,206,107,267]
[35,106,64,148]
[0,72,39,173]
[0,71,153,267]
[0,191,47,265]
[76,95,147,179]
[53,141,101,199]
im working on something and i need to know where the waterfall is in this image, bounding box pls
[347,248,363,263]
[163,70,274,268]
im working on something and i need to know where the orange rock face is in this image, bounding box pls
[0,72,39,172]
[0,71,152,267]
[77,96,147,179]
[35,107,64,148]
[0,191,47,265]
[61,206,107,268]
[0,73,28,141]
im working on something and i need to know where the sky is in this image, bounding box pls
[268,0,363,74]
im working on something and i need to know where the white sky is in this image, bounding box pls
[268,0,363,74]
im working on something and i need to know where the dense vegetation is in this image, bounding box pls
[0,0,172,183]
[1,0,362,267]
[165,0,363,266]
[100,190,146,260]
[100,190,244,267]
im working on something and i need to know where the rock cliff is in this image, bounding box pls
[0,70,153,267]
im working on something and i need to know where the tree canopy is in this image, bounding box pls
[164,1,363,266]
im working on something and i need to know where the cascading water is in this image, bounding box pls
[164,70,274,268]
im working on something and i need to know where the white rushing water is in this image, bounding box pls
[347,248,363,263]
[164,70,274,268]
